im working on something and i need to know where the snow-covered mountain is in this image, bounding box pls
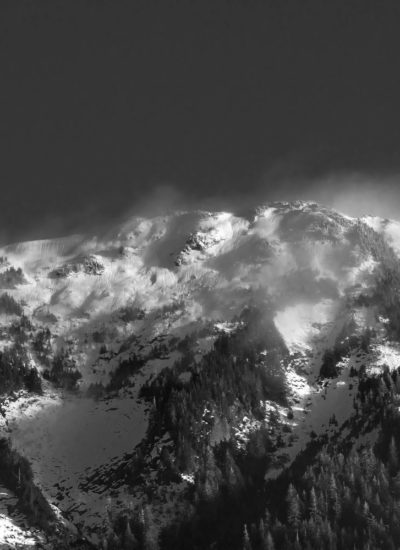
[1,201,400,549]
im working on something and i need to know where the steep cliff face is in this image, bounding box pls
[1,201,400,547]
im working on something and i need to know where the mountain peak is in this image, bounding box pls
[1,200,400,546]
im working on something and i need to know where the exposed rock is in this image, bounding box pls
[49,255,104,278]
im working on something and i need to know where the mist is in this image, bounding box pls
[121,172,400,224]
[3,170,400,247]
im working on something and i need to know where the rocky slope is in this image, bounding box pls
[1,201,400,548]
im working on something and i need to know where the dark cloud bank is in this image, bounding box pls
[1,1,400,243]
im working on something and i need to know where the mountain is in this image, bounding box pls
[1,201,400,549]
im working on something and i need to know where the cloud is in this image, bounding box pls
[244,167,400,221]
[294,173,400,220]
[3,168,400,247]
[108,172,400,231]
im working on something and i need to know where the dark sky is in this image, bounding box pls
[1,0,400,241]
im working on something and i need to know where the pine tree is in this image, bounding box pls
[243,524,252,550]
[107,531,122,550]
[395,374,400,394]
[123,520,138,550]
[293,530,301,550]
[391,471,400,497]
[389,436,398,475]
[263,530,275,550]
[287,483,301,529]
[309,487,318,521]
[143,505,158,550]
[328,473,340,519]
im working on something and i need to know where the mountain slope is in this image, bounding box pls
[1,201,400,548]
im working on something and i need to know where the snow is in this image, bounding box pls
[265,352,359,480]
[180,473,195,484]
[266,298,374,482]
[345,256,378,289]
[3,353,181,539]
[362,216,383,233]
[367,342,400,374]
[363,216,400,256]
[252,207,281,239]
[4,391,145,535]
[214,321,241,334]
[233,415,263,449]
[0,515,39,548]
[285,367,312,398]
[274,300,338,353]
[0,485,46,548]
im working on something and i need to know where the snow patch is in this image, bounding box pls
[285,367,311,398]
[367,342,400,374]
[0,485,46,548]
